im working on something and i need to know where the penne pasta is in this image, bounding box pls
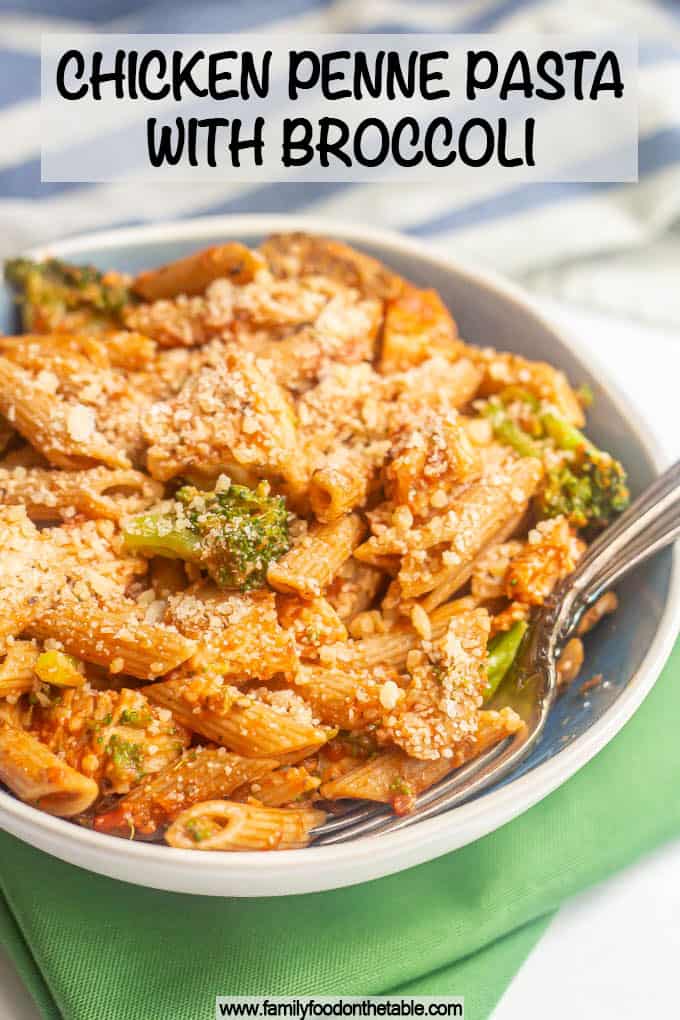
[0,465,162,521]
[27,593,196,680]
[320,708,524,803]
[390,459,543,602]
[325,558,385,623]
[233,765,320,807]
[93,747,277,836]
[348,600,479,671]
[268,513,367,598]
[165,800,325,850]
[308,442,385,522]
[0,355,130,469]
[292,663,403,731]
[0,507,63,651]
[144,675,332,757]
[0,641,40,699]
[166,585,298,681]
[132,243,264,301]
[0,719,98,816]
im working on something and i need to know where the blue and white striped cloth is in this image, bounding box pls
[0,0,679,325]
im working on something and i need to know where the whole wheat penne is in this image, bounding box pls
[308,462,369,522]
[234,765,320,807]
[276,594,347,660]
[165,800,325,850]
[0,641,40,698]
[0,465,162,521]
[93,747,277,836]
[166,586,298,681]
[308,442,385,522]
[325,558,385,623]
[392,458,543,601]
[349,601,479,671]
[320,708,524,802]
[292,664,402,731]
[27,597,196,680]
[0,356,129,469]
[0,507,63,651]
[268,513,367,599]
[132,243,264,301]
[0,719,98,816]
[421,508,528,612]
[144,676,332,757]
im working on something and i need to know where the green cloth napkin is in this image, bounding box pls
[0,640,678,1020]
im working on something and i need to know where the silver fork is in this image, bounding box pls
[312,459,680,846]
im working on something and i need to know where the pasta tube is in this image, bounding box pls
[28,596,196,680]
[320,708,524,804]
[144,676,331,757]
[0,507,63,651]
[0,466,162,521]
[165,800,325,850]
[132,243,264,301]
[0,641,40,699]
[0,719,98,816]
[0,355,129,469]
[268,513,366,598]
[93,747,277,836]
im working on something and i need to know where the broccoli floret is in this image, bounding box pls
[123,480,290,591]
[482,391,629,532]
[4,256,132,332]
[537,448,629,531]
[536,411,630,530]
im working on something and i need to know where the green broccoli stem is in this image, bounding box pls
[540,411,595,456]
[483,404,542,459]
[484,620,528,702]
[122,515,201,561]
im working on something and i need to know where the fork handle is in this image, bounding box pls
[557,459,680,639]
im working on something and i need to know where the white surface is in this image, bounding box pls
[496,836,680,1020]
[0,292,678,1014]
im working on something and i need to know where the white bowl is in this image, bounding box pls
[0,215,677,896]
